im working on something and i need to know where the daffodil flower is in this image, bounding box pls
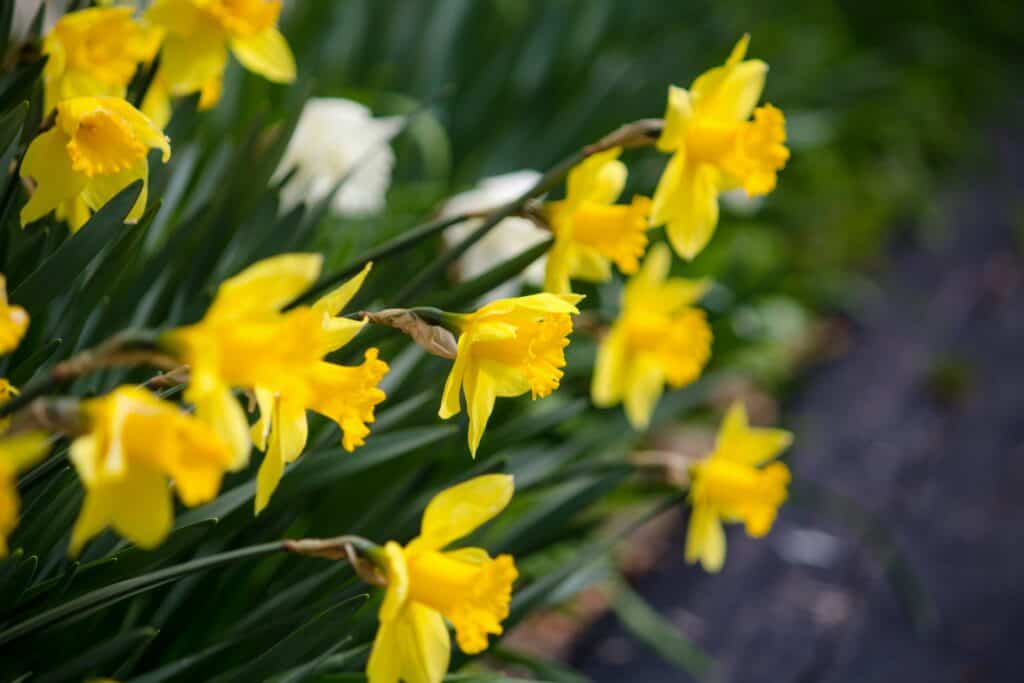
[161,255,388,508]
[685,401,792,572]
[41,7,160,114]
[0,432,50,557]
[68,387,234,555]
[0,275,29,354]
[146,0,296,117]
[652,34,790,260]
[19,96,170,232]
[368,474,518,683]
[440,293,583,456]
[544,147,652,294]
[250,263,388,513]
[592,243,712,429]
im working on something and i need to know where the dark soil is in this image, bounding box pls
[569,127,1024,682]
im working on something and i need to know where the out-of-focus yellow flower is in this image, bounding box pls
[146,0,295,115]
[440,293,582,456]
[0,275,29,354]
[250,263,388,513]
[41,7,160,114]
[651,34,789,260]
[0,432,49,557]
[592,243,712,429]
[685,401,792,572]
[19,96,170,232]
[544,147,652,294]
[368,474,518,683]
[68,386,234,555]
[162,255,388,506]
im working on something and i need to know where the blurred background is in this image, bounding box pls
[14,1,1024,680]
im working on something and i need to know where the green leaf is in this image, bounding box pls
[0,553,36,611]
[34,626,158,683]
[0,60,45,116]
[607,578,713,679]
[209,595,368,683]
[0,101,28,154]
[0,541,281,646]
[12,181,144,315]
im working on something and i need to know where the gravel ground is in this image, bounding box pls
[569,126,1024,682]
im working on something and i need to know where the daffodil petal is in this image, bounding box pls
[312,262,372,317]
[465,368,496,457]
[81,157,148,223]
[367,619,401,683]
[207,253,322,320]
[663,162,720,261]
[715,401,793,466]
[415,473,515,551]
[685,504,726,572]
[439,336,470,419]
[230,27,296,84]
[20,128,87,226]
[591,324,627,407]
[623,356,665,430]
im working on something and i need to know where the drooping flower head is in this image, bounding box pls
[652,34,789,260]
[0,275,29,355]
[544,147,652,294]
[161,255,388,512]
[439,293,583,456]
[146,0,296,117]
[42,7,160,114]
[273,98,403,217]
[592,243,712,429]
[0,432,50,557]
[19,96,170,232]
[68,387,234,555]
[368,474,518,683]
[685,401,792,572]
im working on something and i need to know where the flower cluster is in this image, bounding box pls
[2,16,797,683]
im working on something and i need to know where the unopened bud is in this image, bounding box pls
[363,308,458,359]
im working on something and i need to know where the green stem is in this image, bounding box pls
[0,541,285,646]
[295,212,473,306]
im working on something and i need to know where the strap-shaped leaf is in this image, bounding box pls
[12,181,144,315]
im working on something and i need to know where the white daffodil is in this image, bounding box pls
[274,98,402,217]
[441,170,549,299]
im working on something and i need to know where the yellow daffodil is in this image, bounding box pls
[0,432,50,557]
[19,96,170,233]
[161,255,388,506]
[440,293,583,456]
[146,0,296,116]
[685,401,792,572]
[41,7,160,114]
[651,34,789,260]
[249,263,387,513]
[544,147,652,294]
[0,275,29,354]
[368,474,518,683]
[592,243,712,429]
[68,386,234,555]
